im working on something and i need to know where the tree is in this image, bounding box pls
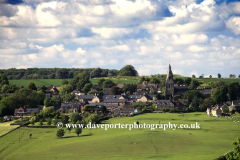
[183,90,204,104]
[71,71,90,89]
[70,112,82,124]
[239,75,240,78]
[190,96,201,111]
[85,114,99,124]
[228,82,240,100]
[75,128,82,136]
[56,129,65,138]
[110,86,121,95]
[211,85,228,104]
[149,77,160,84]
[47,118,52,126]
[61,115,69,124]
[103,80,115,88]
[62,93,75,102]
[39,119,43,127]
[118,65,138,76]
[0,74,9,87]
[1,84,9,93]
[184,77,192,85]
[28,82,37,91]
[174,78,184,85]
[91,68,102,78]
[218,73,221,78]
[199,98,215,111]
[97,78,105,87]
[55,69,69,79]
[108,70,118,77]
[44,97,52,107]
[59,84,74,95]
[61,79,69,85]
[209,75,212,78]
[188,80,200,89]
[100,105,107,115]
[192,74,196,78]
[229,74,236,78]
[225,137,240,159]
[82,83,93,94]
[223,108,229,114]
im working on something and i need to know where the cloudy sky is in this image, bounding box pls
[0,0,240,77]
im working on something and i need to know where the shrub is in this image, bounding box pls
[56,129,65,138]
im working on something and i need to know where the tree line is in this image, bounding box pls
[0,65,139,80]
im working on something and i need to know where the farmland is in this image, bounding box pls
[0,121,19,137]
[0,112,240,160]
[9,78,140,88]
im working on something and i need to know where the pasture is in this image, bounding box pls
[0,122,20,137]
[0,112,240,160]
[9,78,140,87]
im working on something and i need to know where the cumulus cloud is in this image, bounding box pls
[0,0,240,77]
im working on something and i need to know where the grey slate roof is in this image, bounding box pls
[103,99,127,103]
[79,95,95,99]
[14,107,39,114]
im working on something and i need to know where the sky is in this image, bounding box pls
[0,0,240,77]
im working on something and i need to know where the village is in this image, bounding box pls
[11,64,240,120]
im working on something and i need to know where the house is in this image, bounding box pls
[156,100,175,110]
[86,103,118,113]
[206,106,222,117]
[102,99,127,106]
[116,84,125,89]
[103,88,111,95]
[173,99,188,110]
[199,88,212,98]
[14,106,40,117]
[72,89,85,96]
[60,103,82,113]
[79,95,95,103]
[91,95,103,103]
[138,94,156,102]
[45,93,61,99]
[128,95,142,102]
[48,86,60,95]
[91,85,101,92]
[113,104,134,116]
[229,100,240,111]
[136,83,160,93]
[212,107,222,117]
[220,104,229,111]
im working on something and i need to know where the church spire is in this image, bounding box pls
[166,63,173,81]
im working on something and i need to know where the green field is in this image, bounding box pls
[196,78,240,83]
[9,78,140,88]
[0,122,20,137]
[0,112,240,160]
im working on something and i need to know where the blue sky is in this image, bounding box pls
[0,0,240,77]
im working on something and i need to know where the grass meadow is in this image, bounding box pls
[9,78,140,88]
[1,112,240,160]
[0,122,19,137]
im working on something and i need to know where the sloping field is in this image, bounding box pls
[0,112,239,160]
[0,122,19,137]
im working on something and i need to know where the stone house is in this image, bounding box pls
[14,106,40,117]
[156,100,175,110]
[113,104,134,116]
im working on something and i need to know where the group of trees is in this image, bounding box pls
[0,65,139,80]
[192,73,240,79]
[182,81,240,111]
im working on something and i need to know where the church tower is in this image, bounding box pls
[165,64,174,99]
